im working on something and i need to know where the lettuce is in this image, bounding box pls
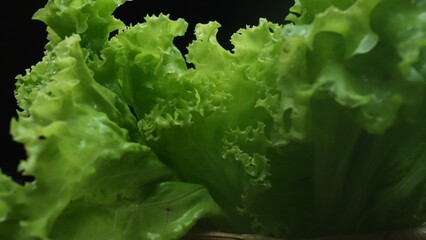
[2,0,426,239]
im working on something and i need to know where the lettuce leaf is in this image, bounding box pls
[3,0,426,239]
[6,20,221,240]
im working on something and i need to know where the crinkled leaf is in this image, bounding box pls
[3,0,426,239]
[33,0,126,52]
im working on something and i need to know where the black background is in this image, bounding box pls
[2,1,293,183]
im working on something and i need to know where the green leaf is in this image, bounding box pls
[9,34,177,239]
[50,182,222,240]
[5,0,426,239]
[33,0,126,53]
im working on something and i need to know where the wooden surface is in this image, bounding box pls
[183,226,426,240]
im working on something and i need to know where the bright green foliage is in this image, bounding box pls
[3,0,426,239]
